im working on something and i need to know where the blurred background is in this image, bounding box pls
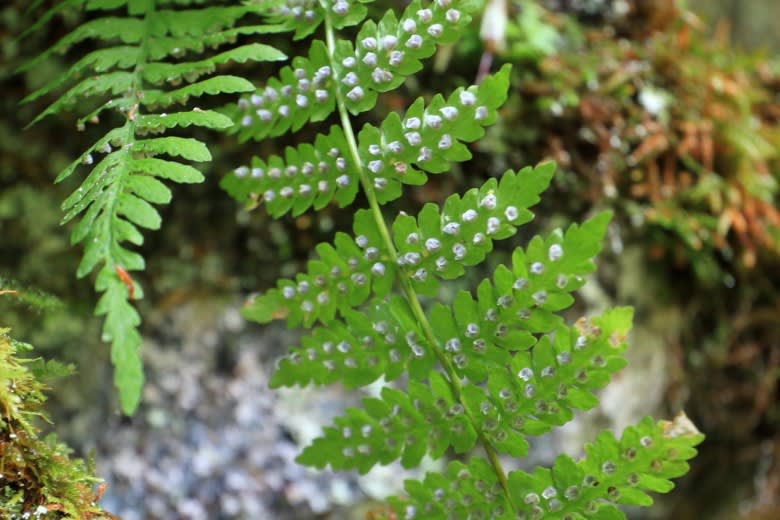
[1,0,778,518]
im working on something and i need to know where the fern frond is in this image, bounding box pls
[392,164,554,294]
[265,0,373,40]
[419,211,614,385]
[243,164,552,327]
[460,307,634,458]
[390,457,514,519]
[24,1,285,413]
[232,0,480,141]
[297,307,633,472]
[390,415,702,519]
[297,373,479,474]
[243,209,394,326]
[222,125,358,215]
[222,65,511,212]
[22,5,704,518]
[505,414,703,519]
[270,298,418,388]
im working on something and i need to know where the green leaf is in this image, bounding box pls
[390,458,513,519]
[132,137,211,161]
[225,65,510,210]
[117,193,161,229]
[29,71,134,126]
[146,24,289,61]
[18,17,145,74]
[130,158,205,183]
[143,75,255,107]
[232,40,335,142]
[392,164,554,293]
[125,175,172,204]
[243,212,394,328]
[22,46,140,104]
[136,110,234,132]
[270,304,411,389]
[221,126,357,216]
[142,43,286,85]
[298,379,476,474]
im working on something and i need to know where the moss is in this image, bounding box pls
[496,2,780,282]
[0,327,114,519]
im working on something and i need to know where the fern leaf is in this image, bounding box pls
[222,66,511,212]
[505,415,703,518]
[415,211,614,386]
[136,110,234,132]
[22,46,140,104]
[18,17,145,74]
[25,1,286,413]
[393,163,555,295]
[232,39,336,142]
[29,71,135,127]
[146,24,289,61]
[150,5,267,36]
[266,0,372,40]
[270,298,416,388]
[336,0,478,112]
[221,125,358,216]
[232,0,480,141]
[141,43,286,85]
[17,0,84,41]
[130,158,206,183]
[390,415,702,519]
[297,373,478,473]
[242,209,394,327]
[142,75,255,107]
[300,307,634,474]
[459,308,634,458]
[389,457,514,519]
[362,64,511,204]
[243,166,553,328]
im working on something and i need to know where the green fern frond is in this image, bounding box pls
[222,65,511,211]
[264,0,373,40]
[242,164,551,327]
[225,0,701,515]
[270,299,416,388]
[19,0,702,513]
[230,0,481,142]
[242,209,393,327]
[391,164,554,292]
[23,0,285,414]
[390,414,702,519]
[293,306,633,471]
[297,373,480,474]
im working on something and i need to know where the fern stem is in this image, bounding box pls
[322,10,516,510]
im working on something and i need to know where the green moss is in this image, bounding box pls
[0,327,113,519]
